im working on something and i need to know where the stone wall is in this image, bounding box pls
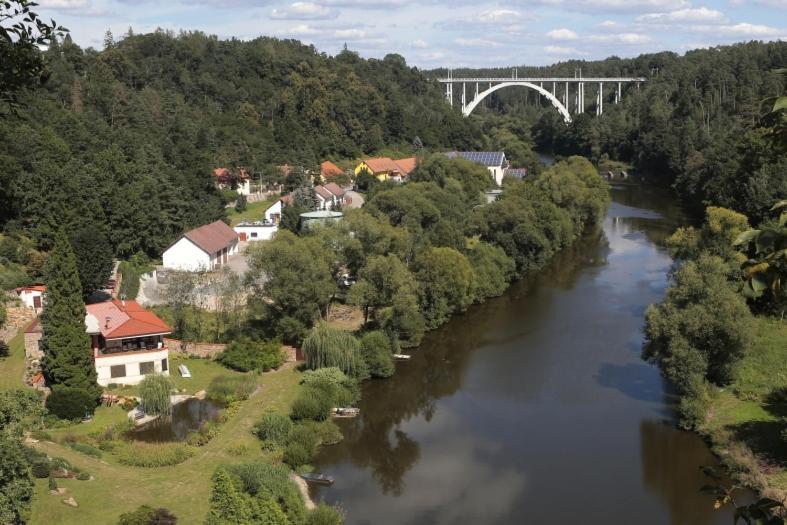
[164,337,226,358]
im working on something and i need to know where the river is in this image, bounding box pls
[312,183,734,524]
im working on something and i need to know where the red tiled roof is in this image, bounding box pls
[321,161,343,179]
[323,182,345,198]
[364,158,401,174]
[394,157,417,176]
[213,168,250,183]
[15,285,46,294]
[183,220,238,255]
[314,185,334,200]
[86,299,171,340]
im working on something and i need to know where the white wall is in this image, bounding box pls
[489,166,505,186]
[234,225,278,242]
[95,348,170,386]
[18,290,43,309]
[237,180,251,196]
[162,238,211,272]
[264,200,282,222]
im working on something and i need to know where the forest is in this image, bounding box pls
[431,41,787,222]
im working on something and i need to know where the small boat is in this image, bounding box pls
[178,364,191,378]
[334,407,360,418]
[300,473,334,486]
[393,354,411,361]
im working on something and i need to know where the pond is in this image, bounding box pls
[130,398,222,442]
[310,183,744,524]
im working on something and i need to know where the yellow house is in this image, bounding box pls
[355,157,417,182]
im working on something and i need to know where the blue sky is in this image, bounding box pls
[36,0,787,68]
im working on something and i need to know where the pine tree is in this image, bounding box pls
[41,229,100,399]
[205,468,254,525]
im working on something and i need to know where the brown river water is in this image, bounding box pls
[311,183,740,524]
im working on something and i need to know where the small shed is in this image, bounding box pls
[162,220,239,272]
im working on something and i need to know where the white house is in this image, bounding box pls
[234,222,278,242]
[213,168,251,196]
[15,285,46,312]
[264,200,283,223]
[24,299,172,386]
[162,220,239,272]
[445,151,508,186]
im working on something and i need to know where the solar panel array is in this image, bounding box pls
[446,151,505,167]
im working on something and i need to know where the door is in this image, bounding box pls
[33,295,41,309]
[239,232,247,241]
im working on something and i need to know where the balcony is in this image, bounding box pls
[96,336,168,358]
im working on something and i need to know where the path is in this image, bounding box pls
[344,190,364,209]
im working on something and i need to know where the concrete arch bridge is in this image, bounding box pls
[437,75,647,123]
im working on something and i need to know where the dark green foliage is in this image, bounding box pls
[0,435,34,524]
[348,254,416,322]
[645,255,753,388]
[301,324,366,379]
[48,474,57,491]
[76,472,90,481]
[300,368,360,407]
[217,338,285,373]
[359,331,394,378]
[69,441,102,458]
[235,194,247,213]
[206,465,292,525]
[468,242,516,300]
[228,460,306,525]
[305,503,344,525]
[283,425,318,467]
[414,247,476,329]
[69,225,113,299]
[40,229,100,399]
[289,387,333,422]
[118,505,177,525]
[382,292,425,348]
[206,375,256,404]
[31,459,50,479]
[0,341,8,358]
[45,386,95,420]
[138,375,174,416]
[253,413,293,449]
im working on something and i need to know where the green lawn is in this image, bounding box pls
[29,363,302,525]
[732,317,787,400]
[0,330,27,391]
[226,197,277,226]
[47,405,130,441]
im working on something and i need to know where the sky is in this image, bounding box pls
[35,0,787,68]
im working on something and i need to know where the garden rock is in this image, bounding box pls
[63,497,78,508]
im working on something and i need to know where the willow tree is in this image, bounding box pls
[138,375,174,416]
[302,324,367,379]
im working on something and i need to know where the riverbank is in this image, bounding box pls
[698,316,787,499]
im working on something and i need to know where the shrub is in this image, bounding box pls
[31,459,50,478]
[76,472,90,481]
[297,420,343,446]
[306,503,344,525]
[118,505,177,525]
[253,413,293,448]
[138,375,174,416]
[69,441,102,458]
[217,338,285,373]
[207,375,256,404]
[0,341,9,358]
[48,475,57,491]
[290,387,332,421]
[228,461,306,525]
[283,442,313,468]
[30,429,52,441]
[114,442,194,467]
[359,331,395,378]
[118,261,141,300]
[45,386,96,420]
[301,368,360,406]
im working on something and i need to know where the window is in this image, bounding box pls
[139,361,155,375]
[110,365,126,378]
[161,358,168,372]
[251,232,258,238]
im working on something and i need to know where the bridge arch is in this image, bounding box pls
[463,81,572,123]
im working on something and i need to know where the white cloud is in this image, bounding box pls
[319,0,410,7]
[590,32,652,44]
[39,0,90,8]
[455,37,502,47]
[706,22,782,36]
[411,38,429,48]
[478,9,522,23]
[544,45,586,55]
[270,2,337,20]
[546,28,578,40]
[637,7,726,23]
[569,0,689,10]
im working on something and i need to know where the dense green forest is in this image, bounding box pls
[431,41,787,221]
[0,30,483,280]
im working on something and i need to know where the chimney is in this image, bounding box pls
[105,316,111,329]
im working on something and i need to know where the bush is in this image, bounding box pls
[76,472,90,481]
[30,429,52,441]
[359,331,395,378]
[48,475,57,491]
[297,420,343,446]
[217,338,285,373]
[114,442,194,467]
[253,413,293,448]
[301,368,360,406]
[306,503,344,525]
[69,441,102,458]
[302,324,368,379]
[45,386,96,420]
[0,341,9,358]
[290,387,332,421]
[118,505,177,525]
[31,459,50,478]
[139,375,174,416]
[283,442,313,468]
[118,261,141,301]
[206,375,256,404]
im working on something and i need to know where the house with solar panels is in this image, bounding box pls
[445,151,508,186]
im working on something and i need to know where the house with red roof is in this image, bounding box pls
[15,285,46,312]
[213,167,251,196]
[320,161,343,180]
[354,157,418,183]
[25,299,172,386]
[162,220,239,272]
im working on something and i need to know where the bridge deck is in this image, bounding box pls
[438,77,646,83]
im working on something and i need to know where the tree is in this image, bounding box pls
[246,231,336,343]
[205,468,254,525]
[382,291,425,348]
[235,194,247,213]
[348,254,416,322]
[0,389,44,437]
[1,1,65,109]
[0,435,34,524]
[414,247,476,329]
[468,241,516,300]
[354,167,377,192]
[118,505,177,525]
[138,375,174,416]
[70,224,114,299]
[40,229,99,399]
[301,323,366,378]
[359,331,395,378]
